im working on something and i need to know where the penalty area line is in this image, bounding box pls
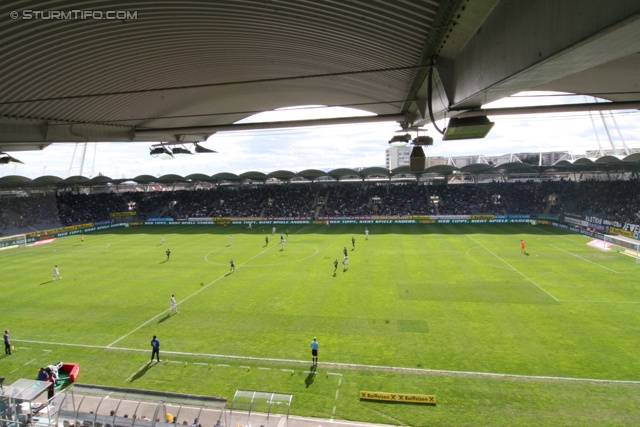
[550,244,620,273]
[467,235,559,302]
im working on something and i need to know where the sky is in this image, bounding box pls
[2,92,640,180]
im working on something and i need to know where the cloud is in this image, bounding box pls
[2,93,640,179]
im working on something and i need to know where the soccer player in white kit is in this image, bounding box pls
[53,265,61,280]
[229,235,233,245]
[169,294,179,315]
[365,227,369,240]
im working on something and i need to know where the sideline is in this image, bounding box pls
[14,338,640,385]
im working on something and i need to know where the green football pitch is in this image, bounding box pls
[1,223,639,426]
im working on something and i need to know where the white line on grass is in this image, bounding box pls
[109,240,297,348]
[10,358,37,374]
[550,244,620,273]
[467,235,559,302]
[14,339,640,385]
[466,246,512,270]
[560,299,640,304]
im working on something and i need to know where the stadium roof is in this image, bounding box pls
[0,1,639,153]
[2,155,640,189]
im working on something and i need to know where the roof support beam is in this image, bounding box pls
[453,101,640,118]
[434,1,640,116]
[134,114,407,136]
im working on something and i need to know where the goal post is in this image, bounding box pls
[603,234,640,263]
[0,233,27,250]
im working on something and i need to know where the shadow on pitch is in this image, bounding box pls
[305,364,316,388]
[157,315,172,324]
[130,361,159,382]
[40,280,54,286]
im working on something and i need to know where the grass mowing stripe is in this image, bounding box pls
[4,224,640,426]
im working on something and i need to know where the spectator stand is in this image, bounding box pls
[228,389,292,427]
[0,378,66,427]
[55,384,227,427]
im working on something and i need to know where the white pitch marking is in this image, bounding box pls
[10,358,36,374]
[335,390,339,400]
[107,273,233,347]
[14,339,640,384]
[550,244,620,273]
[560,299,640,304]
[110,240,288,348]
[465,246,511,270]
[467,235,559,301]
[258,367,271,370]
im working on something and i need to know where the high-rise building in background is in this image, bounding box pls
[386,146,412,169]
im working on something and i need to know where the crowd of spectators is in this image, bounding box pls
[1,179,640,235]
[433,181,546,215]
[261,186,315,218]
[0,192,60,235]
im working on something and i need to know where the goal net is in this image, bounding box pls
[0,234,27,250]
[603,234,640,263]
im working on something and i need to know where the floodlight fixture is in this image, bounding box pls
[193,143,217,153]
[0,152,25,164]
[389,133,411,144]
[443,116,495,140]
[149,146,174,157]
[170,146,193,155]
[412,135,433,146]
